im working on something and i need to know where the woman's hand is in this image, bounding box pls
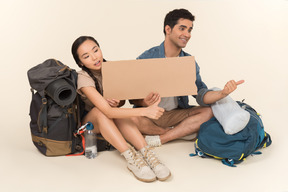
[106,99,121,108]
[144,98,164,119]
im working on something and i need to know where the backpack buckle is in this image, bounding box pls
[42,98,47,104]
[222,159,236,167]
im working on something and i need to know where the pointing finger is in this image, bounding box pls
[236,80,245,85]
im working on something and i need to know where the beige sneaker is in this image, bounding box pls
[140,146,171,181]
[121,146,156,182]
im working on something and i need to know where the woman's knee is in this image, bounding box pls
[129,116,140,125]
[82,107,107,125]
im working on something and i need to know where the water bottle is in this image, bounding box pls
[84,122,97,159]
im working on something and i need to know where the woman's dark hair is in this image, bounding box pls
[163,8,195,35]
[71,36,105,95]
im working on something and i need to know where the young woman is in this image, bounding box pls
[71,36,171,182]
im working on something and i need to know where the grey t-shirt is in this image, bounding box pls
[159,97,178,111]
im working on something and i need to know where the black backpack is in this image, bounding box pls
[28,59,115,156]
[28,59,84,156]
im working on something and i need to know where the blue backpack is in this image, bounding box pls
[190,101,272,167]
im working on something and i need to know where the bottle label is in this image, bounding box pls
[85,146,97,159]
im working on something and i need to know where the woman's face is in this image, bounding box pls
[77,39,103,70]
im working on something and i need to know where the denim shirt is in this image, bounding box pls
[136,41,211,108]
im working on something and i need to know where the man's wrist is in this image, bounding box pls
[219,90,228,97]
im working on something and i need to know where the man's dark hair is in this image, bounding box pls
[163,8,195,35]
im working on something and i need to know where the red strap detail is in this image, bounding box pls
[66,135,85,157]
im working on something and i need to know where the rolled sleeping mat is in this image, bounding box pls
[211,87,250,135]
[45,78,76,106]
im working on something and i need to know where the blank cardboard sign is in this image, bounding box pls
[102,56,197,100]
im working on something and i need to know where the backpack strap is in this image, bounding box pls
[222,159,236,167]
[30,87,48,133]
[66,123,88,156]
[189,142,208,158]
[260,132,272,148]
[76,94,82,128]
[37,96,48,133]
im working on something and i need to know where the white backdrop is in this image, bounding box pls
[0,0,287,191]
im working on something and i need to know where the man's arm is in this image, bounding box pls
[202,80,244,105]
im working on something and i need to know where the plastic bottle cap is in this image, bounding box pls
[86,122,94,130]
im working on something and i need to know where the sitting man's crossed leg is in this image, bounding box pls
[131,106,213,147]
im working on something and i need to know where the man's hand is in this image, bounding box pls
[143,92,161,106]
[203,80,245,105]
[106,99,121,107]
[221,80,245,96]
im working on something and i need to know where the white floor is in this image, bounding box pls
[1,114,287,192]
[1,1,287,191]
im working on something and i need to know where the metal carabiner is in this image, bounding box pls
[77,123,88,135]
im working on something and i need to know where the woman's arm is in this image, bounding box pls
[81,86,164,119]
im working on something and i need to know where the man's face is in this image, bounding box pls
[166,18,193,48]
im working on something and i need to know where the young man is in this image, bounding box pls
[130,9,244,147]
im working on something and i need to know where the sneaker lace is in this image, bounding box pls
[130,147,147,168]
[143,147,161,169]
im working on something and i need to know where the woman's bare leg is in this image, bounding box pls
[82,107,128,153]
